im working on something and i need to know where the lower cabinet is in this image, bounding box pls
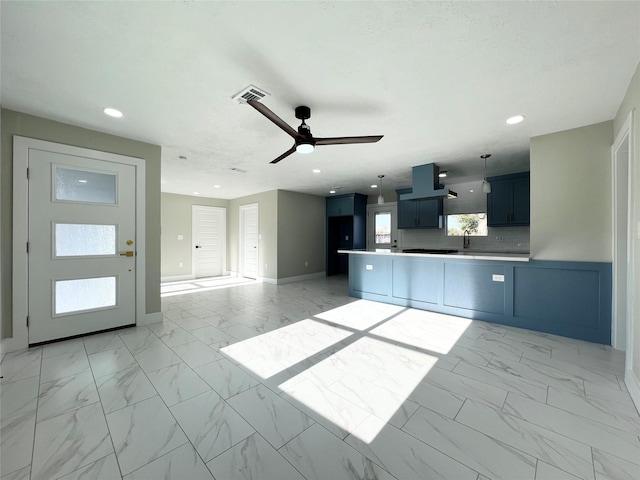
[347,254,612,344]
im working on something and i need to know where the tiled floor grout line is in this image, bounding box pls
[83,338,125,480]
[27,347,43,480]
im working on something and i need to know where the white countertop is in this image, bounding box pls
[337,249,530,262]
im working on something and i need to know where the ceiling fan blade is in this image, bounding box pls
[270,145,297,164]
[247,100,298,139]
[315,135,383,146]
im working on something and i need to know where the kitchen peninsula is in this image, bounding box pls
[339,249,611,344]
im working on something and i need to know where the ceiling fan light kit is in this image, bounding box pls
[247,100,383,164]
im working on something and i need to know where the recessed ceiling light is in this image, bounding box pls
[329,190,336,194]
[370,184,377,188]
[312,169,321,174]
[506,115,525,125]
[179,155,187,160]
[193,192,199,195]
[469,189,474,193]
[439,170,448,178]
[78,179,88,184]
[214,185,221,188]
[103,107,123,118]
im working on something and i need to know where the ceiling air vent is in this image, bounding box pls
[232,85,270,104]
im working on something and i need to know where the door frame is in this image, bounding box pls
[366,202,398,250]
[191,205,227,278]
[612,112,633,352]
[239,203,259,279]
[10,136,147,350]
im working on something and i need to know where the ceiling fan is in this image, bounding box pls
[247,100,383,164]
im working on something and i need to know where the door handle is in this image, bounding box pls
[119,251,135,257]
[195,245,202,248]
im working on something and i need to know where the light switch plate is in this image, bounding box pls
[177,234,183,240]
[492,274,505,282]
[366,264,373,270]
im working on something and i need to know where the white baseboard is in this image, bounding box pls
[1,335,28,354]
[138,311,163,326]
[260,276,278,285]
[161,274,195,283]
[276,272,326,285]
[625,368,640,415]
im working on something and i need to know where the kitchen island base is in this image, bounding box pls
[345,253,611,345]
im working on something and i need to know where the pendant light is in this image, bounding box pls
[377,175,385,204]
[481,154,492,193]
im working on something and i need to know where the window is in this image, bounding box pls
[447,213,488,236]
[374,212,391,244]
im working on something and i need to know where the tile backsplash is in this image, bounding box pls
[399,225,530,253]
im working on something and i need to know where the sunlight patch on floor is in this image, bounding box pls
[161,276,257,297]
[220,299,471,444]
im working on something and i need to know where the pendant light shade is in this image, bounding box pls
[377,174,385,204]
[481,154,491,194]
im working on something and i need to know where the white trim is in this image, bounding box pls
[191,205,227,279]
[138,311,163,326]
[276,272,326,285]
[625,368,640,415]
[161,274,196,283]
[259,277,278,285]
[10,136,146,351]
[611,111,634,357]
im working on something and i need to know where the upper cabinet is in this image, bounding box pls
[487,172,530,227]
[327,194,359,217]
[396,188,443,229]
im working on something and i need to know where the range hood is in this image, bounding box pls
[398,163,457,201]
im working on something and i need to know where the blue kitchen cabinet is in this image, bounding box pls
[326,193,367,275]
[327,195,355,217]
[487,172,530,226]
[396,188,443,229]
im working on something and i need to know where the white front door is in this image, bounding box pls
[192,205,226,278]
[239,204,259,279]
[28,149,137,344]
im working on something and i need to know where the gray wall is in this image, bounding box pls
[277,190,326,279]
[161,192,229,278]
[228,190,278,281]
[614,61,640,393]
[530,121,613,262]
[1,109,162,338]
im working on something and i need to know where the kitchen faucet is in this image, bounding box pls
[463,230,471,249]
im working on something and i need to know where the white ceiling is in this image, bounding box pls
[2,1,639,200]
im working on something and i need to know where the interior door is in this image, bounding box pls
[28,149,136,344]
[367,203,398,250]
[192,205,226,278]
[240,204,259,279]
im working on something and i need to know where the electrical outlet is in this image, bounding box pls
[179,262,183,268]
[305,261,308,267]
[177,234,184,240]
[265,263,268,269]
[495,235,504,242]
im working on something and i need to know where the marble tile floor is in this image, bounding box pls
[1,275,638,480]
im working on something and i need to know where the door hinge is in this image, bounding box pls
[26,316,29,328]
[26,168,29,179]
[26,242,29,253]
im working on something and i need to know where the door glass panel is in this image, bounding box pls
[55,167,117,204]
[54,276,117,315]
[55,224,116,257]
[375,212,392,244]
